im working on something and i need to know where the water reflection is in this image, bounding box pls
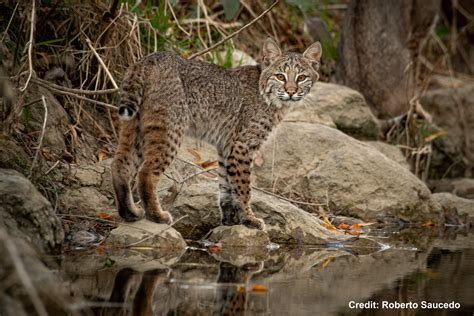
[59,230,474,316]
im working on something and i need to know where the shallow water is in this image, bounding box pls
[57,228,474,315]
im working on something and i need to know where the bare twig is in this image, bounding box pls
[45,160,60,175]
[0,229,48,316]
[32,78,118,95]
[1,1,19,42]
[85,37,119,89]
[188,0,279,59]
[198,0,213,45]
[252,186,326,207]
[33,79,117,109]
[174,156,325,207]
[166,0,190,36]
[181,18,242,29]
[20,0,36,92]
[29,96,48,178]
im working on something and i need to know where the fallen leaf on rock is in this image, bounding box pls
[322,216,338,231]
[208,243,223,253]
[195,160,218,170]
[187,148,202,161]
[96,212,112,219]
[98,150,107,161]
[424,130,448,142]
[350,224,361,231]
[336,223,350,230]
[251,284,268,293]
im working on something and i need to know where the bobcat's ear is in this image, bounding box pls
[262,38,281,67]
[303,41,322,70]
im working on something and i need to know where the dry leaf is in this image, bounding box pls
[95,245,106,253]
[337,223,350,230]
[195,160,218,170]
[97,212,112,219]
[424,130,448,142]
[187,148,202,161]
[349,224,362,231]
[322,216,337,231]
[98,150,107,161]
[208,243,223,253]
[251,284,268,293]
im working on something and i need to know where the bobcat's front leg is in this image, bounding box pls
[221,142,265,230]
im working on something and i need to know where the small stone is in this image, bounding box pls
[107,219,186,250]
[208,225,270,247]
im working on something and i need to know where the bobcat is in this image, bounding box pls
[112,38,322,230]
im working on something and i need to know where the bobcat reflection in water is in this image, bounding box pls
[94,262,267,315]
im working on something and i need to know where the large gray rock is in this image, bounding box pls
[254,123,440,222]
[58,159,115,216]
[365,141,410,170]
[170,181,354,245]
[59,186,112,216]
[107,219,186,250]
[287,82,380,139]
[0,169,63,253]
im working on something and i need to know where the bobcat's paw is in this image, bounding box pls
[119,205,145,222]
[146,211,173,225]
[220,201,241,226]
[242,216,266,231]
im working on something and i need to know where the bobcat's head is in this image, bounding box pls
[259,38,322,107]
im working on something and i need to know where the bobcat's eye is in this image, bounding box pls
[275,74,285,81]
[296,75,307,82]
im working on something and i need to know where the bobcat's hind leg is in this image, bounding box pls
[222,142,265,230]
[112,118,144,221]
[138,120,183,225]
[217,154,240,226]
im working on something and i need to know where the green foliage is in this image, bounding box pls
[287,0,340,61]
[210,40,238,68]
[435,24,449,40]
[286,0,315,12]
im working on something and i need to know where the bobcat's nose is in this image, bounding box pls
[286,90,296,97]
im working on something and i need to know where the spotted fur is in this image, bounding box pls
[112,38,322,230]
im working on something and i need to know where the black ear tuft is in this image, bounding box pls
[262,38,282,67]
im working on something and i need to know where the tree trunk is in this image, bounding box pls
[336,0,440,118]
